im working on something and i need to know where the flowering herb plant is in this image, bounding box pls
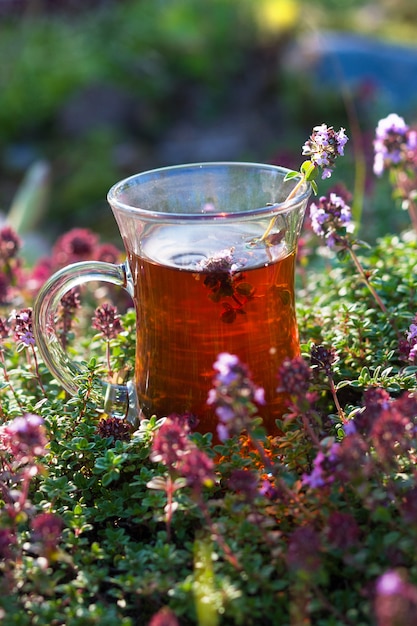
[260,124,348,243]
[2,116,417,625]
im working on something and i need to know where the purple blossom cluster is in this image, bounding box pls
[0,224,122,302]
[1,412,47,459]
[31,512,64,552]
[10,307,35,348]
[373,113,417,233]
[373,113,417,176]
[0,225,22,305]
[309,192,354,248]
[302,441,340,488]
[207,352,265,441]
[151,414,215,490]
[302,124,348,179]
[51,227,121,269]
[92,303,124,340]
[303,389,417,490]
[195,246,239,274]
[402,315,417,363]
[0,412,64,565]
[28,227,121,293]
[276,355,311,396]
[57,288,81,349]
[375,570,417,626]
[0,306,47,399]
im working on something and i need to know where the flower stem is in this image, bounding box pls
[30,345,47,396]
[197,496,241,570]
[0,347,23,408]
[328,376,345,423]
[346,245,387,314]
[259,176,306,243]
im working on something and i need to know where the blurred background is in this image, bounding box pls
[1,0,417,257]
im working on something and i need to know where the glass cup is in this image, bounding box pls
[33,162,311,437]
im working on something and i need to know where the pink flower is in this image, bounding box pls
[147,608,179,626]
[3,413,47,458]
[52,228,99,267]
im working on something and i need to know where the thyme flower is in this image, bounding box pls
[302,124,348,179]
[12,307,36,347]
[309,193,354,248]
[373,113,417,176]
[260,123,348,242]
[3,413,47,458]
[92,303,123,340]
[208,352,265,441]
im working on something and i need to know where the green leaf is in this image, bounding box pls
[300,160,318,181]
[283,170,299,181]
[102,469,120,486]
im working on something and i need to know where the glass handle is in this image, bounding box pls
[32,260,138,423]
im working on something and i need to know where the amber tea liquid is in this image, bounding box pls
[128,224,299,437]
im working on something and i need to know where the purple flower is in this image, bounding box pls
[96,416,131,442]
[0,225,21,260]
[3,413,47,458]
[0,316,10,340]
[177,447,215,490]
[302,454,327,488]
[309,193,354,248]
[332,432,371,483]
[343,419,357,435]
[0,273,11,305]
[96,243,122,264]
[57,288,81,348]
[325,511,360,550]
[302,124,348,179]
[228,469,259,501]
[276,356,311,396]
[310,344,336,376]
[52,227,99,267]
[211,352,240,385]
[195,248,236,274]
[287,525,321,575]
[31,512,64,548]
[373,113,417,176]
[376,570,405,596]
[407,323,417,342]
[403,316,417,363]
[208,353,265,441]
[11,307,36,348]
[150,414,214,492]
[92,303,123,340]
[374,570,417,626]
[0,528,16,560]
[150,414,190,466]
[302,443,340,489]
[259,479,280,500]
[353,387,391,435]
[371,404,413,463]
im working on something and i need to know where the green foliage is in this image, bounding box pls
[3,227,417,624]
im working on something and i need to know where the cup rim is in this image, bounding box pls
[107,161,311,220]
